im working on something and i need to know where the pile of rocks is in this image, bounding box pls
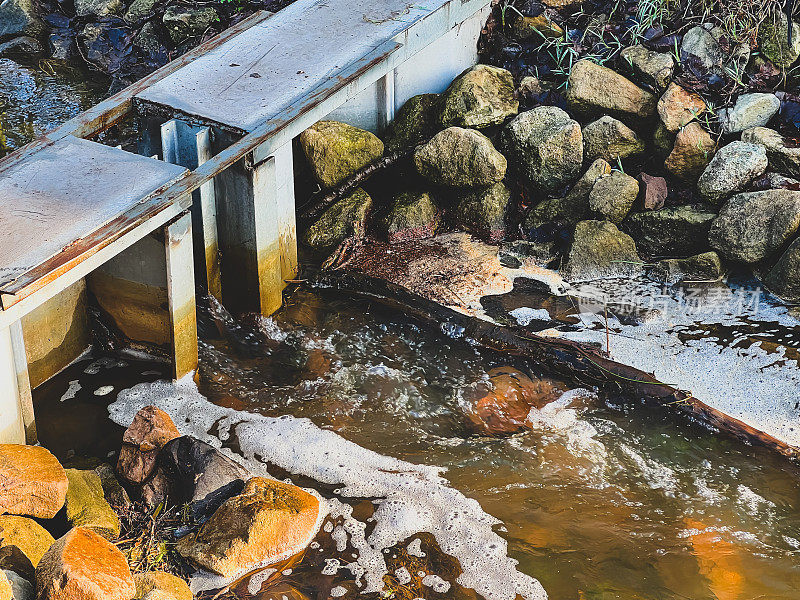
[0,406,323,599]
[301,37,800,300]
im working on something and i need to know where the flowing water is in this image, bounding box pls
[5,53,800,600]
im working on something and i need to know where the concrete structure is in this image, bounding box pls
[0,0,492,442]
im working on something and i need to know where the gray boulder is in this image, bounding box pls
[74,0,124,17]
[697,141,768,204]
[624,204,717,257]
[620,44,674,90]
[124,0,158,24]
[439,64,518,129]
[719,93,780,134]
[564,220,642,280]
[582,116,644,163]
[499,105,583,192]
[680,24,723,72]
[304,188,372,251]
[456,182,511,243]
[163,5,218,44]
[566,59,656,121]
[414,127,506,188]
[765,237,800,301]
[4,570,33,600]
[0,0,43,41]
[524,158,611,229]
[648,251,723,284]
[383,94,440,151]
[383,190,439,243]
[588,171,638,224]
[709,190,800,263]
[742,126,800,179]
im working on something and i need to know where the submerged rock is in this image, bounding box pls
[697,142,768,204]
[456,182,511,242]
[765,237,800,301]
[564,220,642,280]
[624,205,717,257]
[414,127,506,188]
[524,158,611,229]
[664,122,715,180]
[758,12,800,70]
[0,445,67,519]
[36,527,135,600]
[657,82,705,132]
[511,14,563,40]
[499,105,582,192]
[383,190,440,243]
[300,121,383,189]
[566,59,656,121]
[582,116,644,163]
[133,571,192,600]
[118,405,180,485]
[64,469,120,539]
[588,171,638,224]
[648,251,723,284]
[620,44,674,91]
[176,477,322,579]
[303,188,372,251]
[383,94,440,151]
[709,190,800,263]
[468,367,567,435]
[162,5,218,44]
[439,64,518,129]
[0,515,54,568]
[742,126,800,179]
[719,93,780,134]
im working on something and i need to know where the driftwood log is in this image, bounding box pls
[308,269,800,461]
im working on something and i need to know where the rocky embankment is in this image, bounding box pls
[300,26,800,301]
[0,406,324,599]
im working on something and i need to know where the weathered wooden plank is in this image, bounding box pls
[8,320,35,443]
[0,136,188,300]
[0,324,27,444]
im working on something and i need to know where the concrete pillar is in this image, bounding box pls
[213,133,288,316]
[377,70,396,133]
[0,320,34,443]
[87,210,198,380]
[161,119,222,300]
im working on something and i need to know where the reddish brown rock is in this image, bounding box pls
[0,445,67,519]
[664,122,716,181]
[637,173,668,210]
[657,82,706,132]
[36,527,136,600]
[468,367,568,435]
[117,406,180,485]
[176,477,322,579]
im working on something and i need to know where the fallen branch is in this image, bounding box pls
[307,269,800,461]
[298,146,416,227]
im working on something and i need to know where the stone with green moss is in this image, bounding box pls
[0,515,55,568]
[758,12,800,70]
[765,237,800,301]
[383,190,440,242]
[414,127,506,188]
[564,220,642,280]
[304,188,372,251]
[299,121,384,189]
[439,65,518,129]
[64,469,121,539]
[162,5,218,44]
[588,170,639,224]
[623,204,717,257]
[649,251,723,283]
[383,94,441,151]
[134,571,192,600]
[456,182,511,242]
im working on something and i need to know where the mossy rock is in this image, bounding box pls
[299,121,384,188]
[758,12,800,70]
[564,220,642,280]
[304,188,372,251]
[623,204,717,258]
[64,469,121,539]
[0,515,55,568]
[414,127,506,188]
[134,571,192,600]
[162,5,218,45]
[383,190,440,242]
[648,251,723,284]
[439,64,518,129]
[456,182,511,243]
[383,94,441,151]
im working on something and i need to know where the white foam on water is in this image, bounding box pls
[395,567,411,584]
[422,574,452,593]
[330,586,348,597]
[109,379,547,600]
[556,278,800,449]
[736,484,776,516]
[60,380,81,402]
[509,307,551,327]
[406,538,425,558]
[247,568,277,596]
[526,390,607,461]
[93,385,114,396]
[619,444,678,497]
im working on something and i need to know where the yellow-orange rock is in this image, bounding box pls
[176,477,322,579]
[0,570,10,600]
[36,527,136,600]
[0,514,55,567]
[134,571,192,600]
[117,406,180,485]
[468,367,568,435]
[0,445,67,519]
[684,518,744,600]
[657,82,706,132]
